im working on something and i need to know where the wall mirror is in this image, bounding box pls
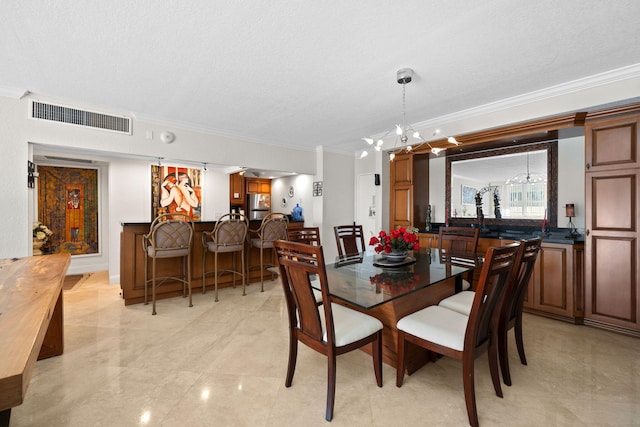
[445,136,558,227]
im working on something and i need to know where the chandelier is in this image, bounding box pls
[360,68,460,160]
[505,152,546,185]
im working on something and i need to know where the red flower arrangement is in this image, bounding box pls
[369,227,420,254]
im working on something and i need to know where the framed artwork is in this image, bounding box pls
[313,181,323,197]
[37,165,99,255]
[461,184,477,205]
[151,165,202,221]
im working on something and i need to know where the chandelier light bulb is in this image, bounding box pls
[431,147,443,155]
[362,137,374,145]
[396,125,403,136]
[412,131,421,139]
[376,140,384,147]
[389,152,396,161]
[448,136,459,145]
[360,150,369,159]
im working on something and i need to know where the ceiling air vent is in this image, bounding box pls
[31,101,131,134]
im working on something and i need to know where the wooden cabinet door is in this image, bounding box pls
[245,178,271,194]
[246,180,259,194]
[389,152,420,230]
[523,242,583,321]
[229,173,245,204]
[259,181,271,193]
[585,115,639,172]
[532,244,574,318]
[584,168,640,331]
[584,112,640,333]
[391,184,412,229]
[418,233,438,249]
[392,153,413,185]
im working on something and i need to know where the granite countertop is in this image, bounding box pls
[419,227,583,244]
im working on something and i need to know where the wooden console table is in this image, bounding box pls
[0,253,70,426]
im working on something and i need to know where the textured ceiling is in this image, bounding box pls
[1,1,639,157]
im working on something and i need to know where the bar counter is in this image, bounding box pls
[120,220,303,305]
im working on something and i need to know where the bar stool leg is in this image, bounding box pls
[187,253,193,307]
[214,251,220,302]
[202,247,207,295]
[242,247,247,296]
[259,245,265,292]
[152,257,157,315]
[144,254,149,305]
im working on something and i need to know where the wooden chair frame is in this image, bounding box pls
[274,240,382,421]
[498,237,542,386]
[438,226,480,288]
[333,224,366,258]
[286,226,321,246]
[396,242,522,427]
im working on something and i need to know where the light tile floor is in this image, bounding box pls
[11,271,640,426]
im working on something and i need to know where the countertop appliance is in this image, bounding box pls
[247,193,271,220]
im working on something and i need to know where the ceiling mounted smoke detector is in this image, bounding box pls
[160,131,176,144]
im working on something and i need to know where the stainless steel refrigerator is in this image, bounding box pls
[247,193,271,220]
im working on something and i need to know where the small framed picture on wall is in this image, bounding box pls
[313,181,323,197]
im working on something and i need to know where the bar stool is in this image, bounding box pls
[142,213,194,315]
[202,213,249,302]
[248,213,288,292]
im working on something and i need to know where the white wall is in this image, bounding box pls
[557,129,586,231]
[271,174,314,223]
[321,151,355,261]
[428,156,446,222]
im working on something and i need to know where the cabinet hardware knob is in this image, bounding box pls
[586,163,591,170]
[586,229,590,236]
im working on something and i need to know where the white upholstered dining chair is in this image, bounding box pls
[396,242,521,427]
[274,240,383,422]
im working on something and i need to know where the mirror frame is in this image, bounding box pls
[445,139,558,227]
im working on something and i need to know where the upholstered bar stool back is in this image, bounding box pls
[202,213,249,302]
[248,213,288,292]
[142,213,194,315]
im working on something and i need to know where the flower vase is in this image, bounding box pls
[33,238,44,255]
[382,250,409,263]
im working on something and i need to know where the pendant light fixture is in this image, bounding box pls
[360,68,461,160]
[505,152,545,185]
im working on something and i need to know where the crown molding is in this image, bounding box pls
[412,63,640,132]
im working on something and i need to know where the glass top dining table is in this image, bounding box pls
[319,248,478,310]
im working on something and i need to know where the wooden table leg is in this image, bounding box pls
[0,408,11,427]
[37,288,64,360]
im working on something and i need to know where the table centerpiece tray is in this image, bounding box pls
[373,256,416,268]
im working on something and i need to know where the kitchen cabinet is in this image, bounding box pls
[389,152,429,230]
[246,178,271,194]
[420,233,585,323]
[229,172,245,206]
[584,108,640,336]
[523,242,584,323]
[418,232,438,249]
